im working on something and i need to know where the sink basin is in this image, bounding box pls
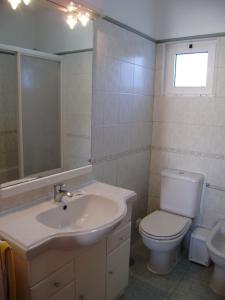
[0,181,136,258]
[36,194,127,246]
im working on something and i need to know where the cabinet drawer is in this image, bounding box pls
[48,282,75,300]
[30,261,74,300]
[30,249,75,285]
[107,223,131,254]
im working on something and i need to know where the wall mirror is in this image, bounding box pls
[0,0,94,187]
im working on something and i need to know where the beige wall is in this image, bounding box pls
[149,38,225,229]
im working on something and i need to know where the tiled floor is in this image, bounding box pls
[120,241,224,300]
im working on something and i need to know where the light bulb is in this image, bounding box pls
[67,1,77,12]
[8,0,21,10]
[23,0,31,5]
[78,12,90,27]
[66,14,77,30]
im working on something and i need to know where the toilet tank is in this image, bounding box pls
[160,169,204,218]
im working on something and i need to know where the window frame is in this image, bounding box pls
[165,40,217,96]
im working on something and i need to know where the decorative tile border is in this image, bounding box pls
[91,146,151,165]
[151,146,225,161]
[65,133,91,140]
[206,183,225,192]
[0,166,18,175]
[157,32,225,44]
[0,130,17,135]
[151,146,225,192]
[103,16,156,43]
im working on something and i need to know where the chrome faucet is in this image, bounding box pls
[54,183,73,204]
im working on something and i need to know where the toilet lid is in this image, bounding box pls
[139,210,191,239]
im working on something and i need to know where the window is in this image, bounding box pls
[165,40,217,96]
[174,52,208,87]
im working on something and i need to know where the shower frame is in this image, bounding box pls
[0,43,63,183]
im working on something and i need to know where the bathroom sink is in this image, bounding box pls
[36,194,126,246]
[0,181,136,258]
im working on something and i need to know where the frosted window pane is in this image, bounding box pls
[174,52,208,87]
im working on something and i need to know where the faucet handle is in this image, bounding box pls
[54,183,65,196]
[58,183,65,188]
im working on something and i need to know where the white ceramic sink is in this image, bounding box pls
[35,193,127,246]
[0,181,136,258]
[37,194,119,230]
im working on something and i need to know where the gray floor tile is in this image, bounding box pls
[122,241,224,300]
[169,277,224,300]
[120,277,167,300]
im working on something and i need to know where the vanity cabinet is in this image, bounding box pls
[13,204,132,300]
[107,238,130,300]
[76,241,106,300]
[106,205,132,300]
[48,283,76,300]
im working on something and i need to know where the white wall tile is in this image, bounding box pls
[93,19,155,232]
[103,125,119,156]
[102,160,118,186]
[105,57,121,92]
[149,38,225,228]
[117,124,131,153]
[92,126,104,160]
[154,69,164,97]
[217,37,225,68]
[62,52,92,170]
[93,53,106,91]
[103,93,120,125]
[213,98,225,126]
[92,92,104,125]
[155,44,164,71]
[120,61,134,93]
[119,93,134,123]
[216,67,225,97]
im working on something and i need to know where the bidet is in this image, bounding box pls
[207,220,225,296]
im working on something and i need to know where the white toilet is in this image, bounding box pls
[207,220,225,297]
[139,169,204,275]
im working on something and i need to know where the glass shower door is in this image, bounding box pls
[0,52,19,184]
[20,55,61,177]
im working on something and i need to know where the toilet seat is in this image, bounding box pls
[139,210,192,241]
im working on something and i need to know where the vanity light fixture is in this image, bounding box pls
[67,1,77,13]
[66,14,78,30]
[23,0,31,5]
[66,1,91,29]
[8,0,31,10]
[7,0,94,29]
[8,0,21,10]
[78,12,90,27]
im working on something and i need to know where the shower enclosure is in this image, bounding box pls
[0,48,61,185]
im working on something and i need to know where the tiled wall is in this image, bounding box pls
[0,53,18,184]
[62,52,92,170]
[149,37,225,229]
[92,19,155,236]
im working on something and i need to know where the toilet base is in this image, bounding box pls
[210,265,225,297]
[147,246,180,275]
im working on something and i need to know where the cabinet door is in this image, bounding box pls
[76,240,106,300]
[107,239,130,300]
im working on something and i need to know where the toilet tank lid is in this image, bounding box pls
[161,169,204,183]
